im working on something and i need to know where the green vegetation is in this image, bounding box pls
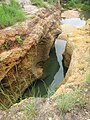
[31,0,56,7]
[16,36,23,45]
[47,83,56,97]
[23,80,56,98]
[56,89,85,112]
[0,0,25,28]
[86,73,90,84]
[47,0,56,5]
[63,0,90,11]
[9,0,20,8]
[25,102,36,120]
[31,0,90,10]
[0,80,21,110]
[3,41,9,49]
[31,0,90,11]
[0,65,23,110]
[31,0,49,7]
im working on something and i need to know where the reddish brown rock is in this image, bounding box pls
[0,8,61,107]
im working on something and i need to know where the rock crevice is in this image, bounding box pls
[54,19,90,96]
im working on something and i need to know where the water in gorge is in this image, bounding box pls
[23,39,67,98]
[61,18,86,28]
[23,17,86,98]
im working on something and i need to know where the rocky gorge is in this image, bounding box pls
[55,18,90,96]
[0,2,90,120]
[0,16,90,120]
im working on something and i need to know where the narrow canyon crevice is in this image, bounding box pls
[54,19,90,96]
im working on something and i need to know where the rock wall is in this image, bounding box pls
[0,13,90,120]
[54,19,90,96]
[0,8,61,107]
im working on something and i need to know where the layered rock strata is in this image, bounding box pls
[0,8,61,106]
[54,19,90,96]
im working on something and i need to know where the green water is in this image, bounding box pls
[23,47,60,98]
[23,15,88,98]
[23,40,67,98]
[22,10,90,99]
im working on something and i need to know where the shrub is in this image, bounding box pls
[31,0,57,7]
[25,100,36,120]
[31,0,48,7]
[0,1,25,28]
[47,0,56,5]
[10,0,20,9]
[63,0,90,11]
[16,36,23,45]
[56,89,85,112]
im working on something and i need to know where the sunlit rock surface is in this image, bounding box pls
[54,19,90,96]
[0,8,61,106]
[61,9,80,19]
[0,15,90,120]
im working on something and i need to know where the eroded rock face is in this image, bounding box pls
[54,19,90,96]
[61,9,80,19]
[63,19,90,68]
[0,8,61,107]
[0,14,90,120]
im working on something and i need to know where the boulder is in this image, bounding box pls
[61,9,80,19]
[54,19,90,96]
[0,8,61,107]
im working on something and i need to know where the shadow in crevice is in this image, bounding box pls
[22,39,68,98]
